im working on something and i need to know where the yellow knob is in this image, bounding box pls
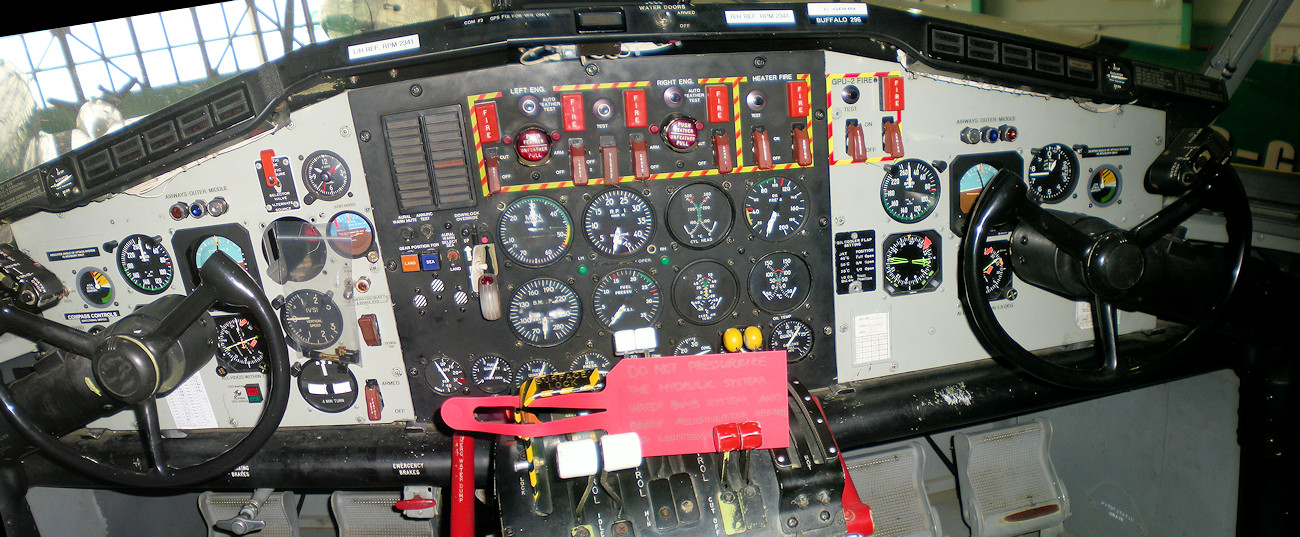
[722,327,744,353]
[743,326,763,351]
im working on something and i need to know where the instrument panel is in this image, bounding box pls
[5,45,1173,433]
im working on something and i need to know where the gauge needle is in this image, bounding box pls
[766,211,778,236]
[223,336,259,350]
[888,257,909,265]
[609,304,629,325]
[785,331,799,347]
[437,364,450,383]
[611,227,627,252]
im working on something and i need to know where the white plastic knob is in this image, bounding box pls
[556,438,600,479]
[600,432,643,472]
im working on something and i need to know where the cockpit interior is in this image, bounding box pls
[0,1,1295,535]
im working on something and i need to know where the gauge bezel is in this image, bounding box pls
[280,288,345,350]
[301,150,352,202]
[116,233,175,295]
[748,251,812,314]
[880,158,941,224]
[666,181,735,249]
[215,315,266,372]
[948,152,1024,237]
[507,277,583,347]
[325,210,377,259]
[424,356,467,396]
[75,267,115,308]
[770,318,814,362]
[742,176,809,242]
[471,354,514,394]
[881,230,943,296]
[498,195,574,268]
[582,188,656,258]
[296,357,358,413]
[592,267,663,331]
[671,259,740,325]
[1027,143,1080,203]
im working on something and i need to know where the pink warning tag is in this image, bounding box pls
[440,351,790,457]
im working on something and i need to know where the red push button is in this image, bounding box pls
[787,80,810,118]
[713,423,741,452]
[881,76,905,111]
[624,89,648,128]
[473,102,501,143]
[706,85,730,123]
[562,93,585,132]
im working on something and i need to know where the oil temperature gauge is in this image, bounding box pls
[425,356,467,395]
[770,319,814,362]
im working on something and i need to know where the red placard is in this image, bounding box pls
[561,93,585,132]
[786,80,810,118]
[473,102,501,143]
[706,85,730,123]
[623,89,648,128]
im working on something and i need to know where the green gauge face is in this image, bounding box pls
[117,234,174,294]
[881,159,941,223]
[882,231,941,295]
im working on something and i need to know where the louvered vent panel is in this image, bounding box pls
[382,105,476,214]
[420,106,475,209]
[383,112,436,214]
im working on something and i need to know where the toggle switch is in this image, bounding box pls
[846,120,868,162]
[751,126,773,170]
[711,129,733,174]
[568,138,588,186]
[883,118,904,158]
[600,136,619,183]
[484,147,502,195]
[631,133,651,180]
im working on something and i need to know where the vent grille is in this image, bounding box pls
[382,105,476,214]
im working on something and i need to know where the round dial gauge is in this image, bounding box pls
[593,268,662,330]
[672,260,739,325]
[499,196,573,268]
[743,176,808,241]
[748,252,812,313]
[116,234,174,294]
[667,182,733,249]
[770,319,814,362]
[515,359,558,388]
[508,278,582,347]
[570,351,612,373]
[280,289,344,350]
[297,358,358,413]
[76,268,114,307]
[980,242,1013,301]
[216,316,265,372]
[583,189,655,257]
[882,231,942,295]
[674,336,713,355]
[472,355,514,394]
[425,357,467,396]
[1027,143,1079,203]
[326,211,375,258]
[194,235,246,269]
[881,159,941,223]
[302,150,351,201]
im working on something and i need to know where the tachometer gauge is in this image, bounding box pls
[667,182,733,249]
[499,196,573,267]
[301,150,351,202]
[770,318,814,362]
[298,358,358,413]
[743,176,808,241]
[280,289,344,350]
[882,231,942,295]
[570,351,612,373]
[674,336,713,355]
[1027,143,1079,203]
[672,260,739,325]
[881,159,941,223]
[980,241,1014,301]
[326,211,375,259]
[583,189,655,257]
[425,356,467,395]
[515,359,557,388]
[593,268,662,330]
[508,278,582,347]
[748,252,812,313]
[472,354,514,394]
[216,316,265,372]
[116,234,174,294]
[194,235,247,269]
[75,268,114,307]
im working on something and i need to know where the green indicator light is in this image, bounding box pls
[660,256,671,266]
[577,265,589,275]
